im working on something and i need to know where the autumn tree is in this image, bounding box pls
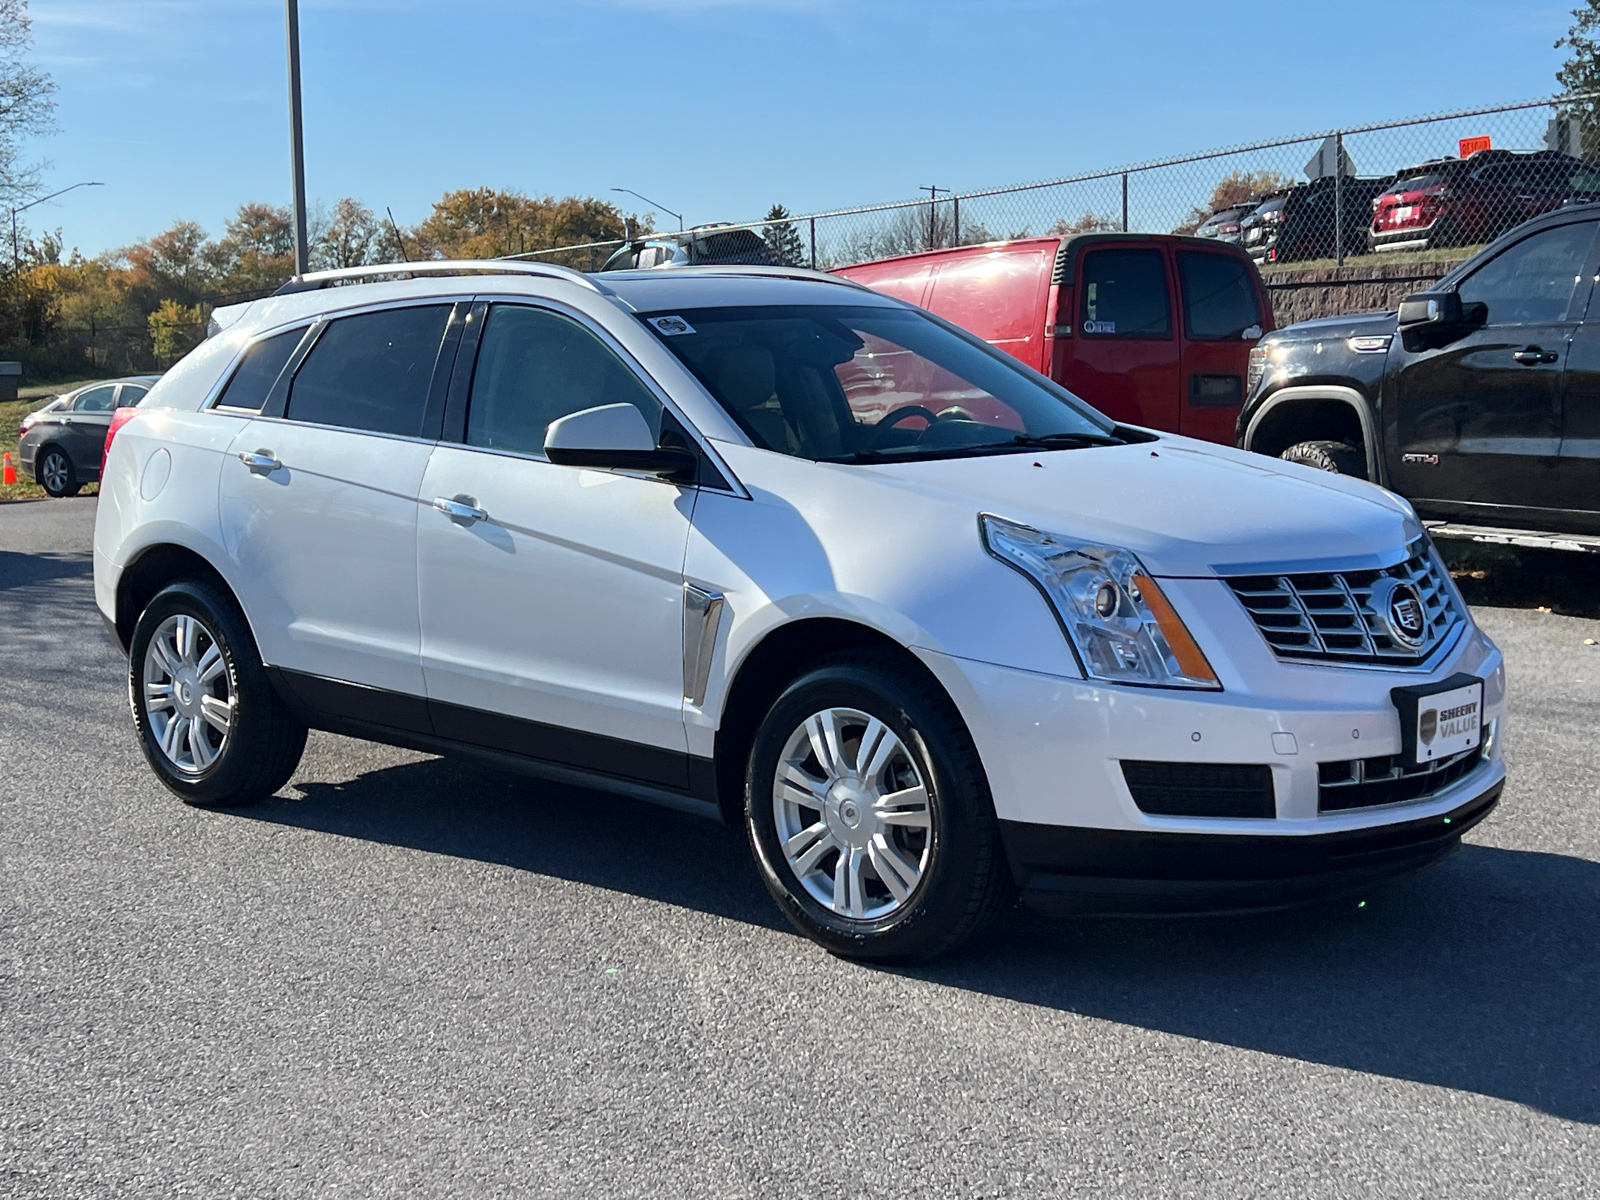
[761,204,807,266]
[1049,211,1122,235]
[409,189,631,265]
[314,197,391,269]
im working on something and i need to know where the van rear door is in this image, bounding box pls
[1174,248,1269,444]
[1061,245,1180,430]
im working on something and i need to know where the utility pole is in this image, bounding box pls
[920,185,947,250]
[285,0,310,278]
[611,188,683,233]
[9,181,103,274]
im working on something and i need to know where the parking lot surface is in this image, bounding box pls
[2,497,1597,1198]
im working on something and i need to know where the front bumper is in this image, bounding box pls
[1002,774,1500,915]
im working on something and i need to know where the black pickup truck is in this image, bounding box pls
[1237,203,1600,550]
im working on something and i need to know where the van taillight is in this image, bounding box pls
[103,407,140,473]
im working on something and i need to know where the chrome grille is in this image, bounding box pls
[1318,735,1489,812]
[1226,540,1463,667]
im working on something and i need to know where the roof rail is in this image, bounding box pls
[273,259,603,296]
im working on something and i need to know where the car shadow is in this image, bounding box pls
[1440,540,1600,618]
[235,753,1600,1126]
[0,549,92,591]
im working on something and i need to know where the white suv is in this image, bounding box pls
[94,261,1506,962]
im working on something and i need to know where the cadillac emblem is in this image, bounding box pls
[1372,578,1428,649]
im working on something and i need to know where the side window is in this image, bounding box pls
[1079,249,1171,338]
[72,385,118,412]
[1456,221,1597,326]
[464,304,663,456]
[287,305,451,436]
[215,328,305,411]
[1176,252,1263,340]
[117,384,150,406]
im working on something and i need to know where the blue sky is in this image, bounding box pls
[26,0,1580,257]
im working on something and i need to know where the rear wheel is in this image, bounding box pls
[37,446,79,498]
[1280,439,1367,479]
[128,579,306,806]
[745,652,1012,963]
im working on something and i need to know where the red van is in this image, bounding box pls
[834,233,1273,445]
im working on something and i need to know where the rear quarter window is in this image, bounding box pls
[214,328,305,411]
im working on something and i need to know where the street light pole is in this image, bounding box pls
[9,181,104,273]
[285,0,309,278]
[611,187,683,233]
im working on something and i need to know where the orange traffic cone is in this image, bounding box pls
[2,452,15,486]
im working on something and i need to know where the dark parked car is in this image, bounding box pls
[1193,203,1258,244]
[599,223,779,271]
[1369,149,1600,253]
[19,376,160,496]
[1239,204,1600,546]
[1242,176,1394,264]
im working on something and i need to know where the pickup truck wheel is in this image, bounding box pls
[744,652,1012,964]
[128,579,307,807]
[1280,439,1367,480]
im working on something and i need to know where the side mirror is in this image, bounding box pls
[544,403,698,483]
[1397,291,1483,350]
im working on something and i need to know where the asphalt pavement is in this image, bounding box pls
[2,496,1597,1198]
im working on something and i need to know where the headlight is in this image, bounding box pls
[1247,344,1268,393]
[980,514,1221,690]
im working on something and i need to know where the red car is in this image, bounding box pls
[833,233,1273,445]
[1369,149,1600,253]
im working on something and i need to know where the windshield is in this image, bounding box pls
[1389,173,1445,195]
[640,304,1124,463]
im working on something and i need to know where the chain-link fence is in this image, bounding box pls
[509,94,1600,281]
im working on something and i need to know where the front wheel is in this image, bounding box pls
[1280,439,1367,479]
[745,652,1011,963]
[36,446,79,498]
[128,579,306,806]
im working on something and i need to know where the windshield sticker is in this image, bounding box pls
[1242,324,1263,339]
[649,315,696,336]
[1083,320,1116,335]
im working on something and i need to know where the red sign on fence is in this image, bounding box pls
[1459,135,1492,157]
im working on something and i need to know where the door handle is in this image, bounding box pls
[237,449,281,474]
[432,495,487,525]
[1511,347,1559,366]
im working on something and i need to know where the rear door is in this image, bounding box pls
[1175,248,1267,444]
[922,244,1053,372]
[62,383,118,469]
[218,302,463,706]
[1061,244,1180,430]
[1385,217,1598,518]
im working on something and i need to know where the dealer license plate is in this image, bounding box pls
[1392,676,1483,768]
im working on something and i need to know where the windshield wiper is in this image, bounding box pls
[1008,431,1127,449]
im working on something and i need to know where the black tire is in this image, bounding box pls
[36,446,80,498]
[1280,439,1367,480]
[127,578,306,807]
[745,651,1012,964]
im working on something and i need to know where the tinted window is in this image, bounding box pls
[1079,249,1170,338]
[643,304,1113,463]
[287,305,451,436]
[72,385,118,412]
[1457,221,1596,325]
[118,384,150,406]
[216,328,304,411]
[1177,253,1263,340]
[465,304,662,456]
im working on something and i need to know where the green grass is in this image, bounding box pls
[1,380,104,502]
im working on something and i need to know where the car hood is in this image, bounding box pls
[1270,310,1398,340]
[837,436,1420,577]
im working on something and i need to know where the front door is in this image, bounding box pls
[1061,245,1181,431]
[1385,217,1599,520]
[218,302,459,703]
[416,301,695,787]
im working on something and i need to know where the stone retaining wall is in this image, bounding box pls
[1258,255,1473,328]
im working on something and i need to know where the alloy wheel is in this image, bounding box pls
[772,706,933,920]
[40,451,69,493]
[142,614,233,774]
